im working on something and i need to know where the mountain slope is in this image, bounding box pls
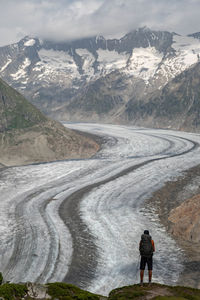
[0,77,46,131]
[124,62,200,131]
[0,78,99,167]
[52,71,136,122]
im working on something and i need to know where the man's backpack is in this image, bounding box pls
[139,234,154,257]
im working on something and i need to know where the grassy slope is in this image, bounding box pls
[0,78,46,131]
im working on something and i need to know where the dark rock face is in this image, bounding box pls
[124,62,200,131]
[63,72,126,117]
[119,28,174,54]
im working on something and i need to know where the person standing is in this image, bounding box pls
[139,230,155,285]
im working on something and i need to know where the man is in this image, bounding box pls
[139,230,155,285]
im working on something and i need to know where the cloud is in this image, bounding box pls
[0,0,200,46]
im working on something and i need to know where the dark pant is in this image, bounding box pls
[140,255,153,270]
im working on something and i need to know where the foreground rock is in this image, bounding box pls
[0,78,99,167]
[109,283,200,299]
[0,282,200,299]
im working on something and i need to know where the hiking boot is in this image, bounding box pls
[140,281,143,287]
[148,281,151,286]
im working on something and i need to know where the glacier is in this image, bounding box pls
[0,124,200,295]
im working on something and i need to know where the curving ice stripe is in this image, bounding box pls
[64,123,195,159]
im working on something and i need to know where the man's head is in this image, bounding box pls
[144,230,149,235]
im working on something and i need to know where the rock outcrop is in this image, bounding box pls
[125,61,200,131]
[168,194,200,243]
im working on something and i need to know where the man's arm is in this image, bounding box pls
[151,240,155,252]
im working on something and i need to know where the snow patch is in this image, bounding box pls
[33,62,43,72]
[0,58,12,72]
[24,39,36,47]
[11,58,31,80]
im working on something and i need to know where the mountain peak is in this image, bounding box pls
[188,31,200,39]
[95,35,105,41]
[136,26,152,32]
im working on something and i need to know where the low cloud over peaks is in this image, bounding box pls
[0,0,200,46]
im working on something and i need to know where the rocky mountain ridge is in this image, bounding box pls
[0,27,200,130]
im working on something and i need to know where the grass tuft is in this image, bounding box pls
[0,283,27,300]
[47,282,100,300]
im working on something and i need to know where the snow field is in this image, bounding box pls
[96,49,129,74]
[126,47,163,81]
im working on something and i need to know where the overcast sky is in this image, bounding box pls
[0,0,200,46]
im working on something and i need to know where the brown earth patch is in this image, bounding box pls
[169,194,200,243]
